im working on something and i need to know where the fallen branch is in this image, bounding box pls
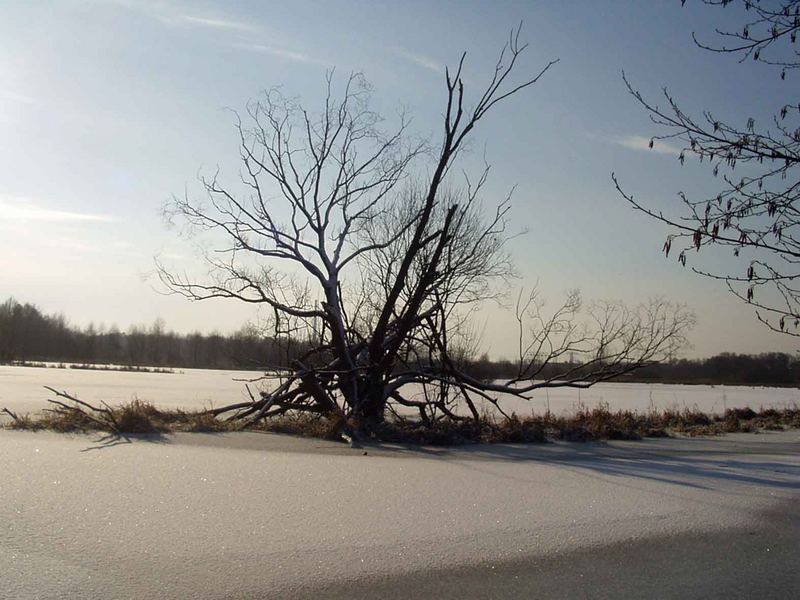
[43,386,121,432]
[1,407,20,422]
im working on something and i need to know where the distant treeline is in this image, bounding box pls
[1,298,798,386]
[466,353,800,387]
[0,298,308,370]
[616,353,800,386]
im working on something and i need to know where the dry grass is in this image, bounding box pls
[2,399,170,434]
[367,404,800,445]
[2,397,799,445]
[535,404,800,441]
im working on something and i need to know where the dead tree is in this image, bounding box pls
[159,27,692,432]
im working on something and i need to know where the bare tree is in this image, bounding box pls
[616,0,800,335]
[160,28,692,434]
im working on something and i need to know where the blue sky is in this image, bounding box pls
[0,0,792,358]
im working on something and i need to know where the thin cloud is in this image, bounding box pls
[387,46,442,73]
[613,134,682,156]
[101,1,260,34]
[234,43,328,66]
[0,197,117,223]
[46,236,98,252]
[178,14,259,33]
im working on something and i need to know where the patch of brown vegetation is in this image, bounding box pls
[3,392,799,445]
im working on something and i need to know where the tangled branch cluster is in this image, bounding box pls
[159,27,691,435]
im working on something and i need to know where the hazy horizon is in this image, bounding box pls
[2,0,794,359]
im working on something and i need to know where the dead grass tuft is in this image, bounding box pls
[114,400,165,434]
[250,412,345,439]
[181,412,235,433]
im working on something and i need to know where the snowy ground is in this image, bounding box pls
[2,363,799,419]
[2,429,799,598]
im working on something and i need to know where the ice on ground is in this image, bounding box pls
[1,429,798,599]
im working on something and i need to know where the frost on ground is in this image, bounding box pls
[1,430,799,599]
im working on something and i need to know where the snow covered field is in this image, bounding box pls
[1,364,798,419]
[1,430,799,598]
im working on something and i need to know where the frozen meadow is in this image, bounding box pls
[2,429,799,598]
[2,364,799,598]
[1,364,797,419]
